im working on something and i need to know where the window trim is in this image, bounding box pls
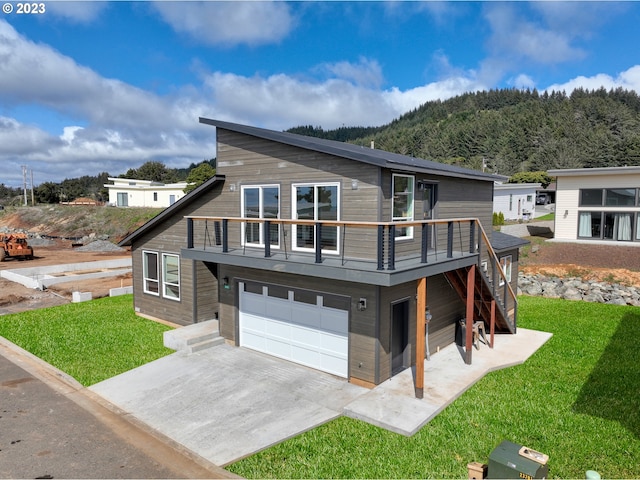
[291,182,341,255]
[240,184,281,249]
[162,253,181,301]
[392,173,415,240]
[142,250,159,296]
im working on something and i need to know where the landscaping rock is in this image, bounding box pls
[518,273,640,307]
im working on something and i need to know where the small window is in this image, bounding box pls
[499,255,512,286]
[153,192,158,201]
[162,254,180,300]
[580,189,603,206]
[526,195,532,202]
[143,251,159,295]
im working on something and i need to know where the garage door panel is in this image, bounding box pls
[241,291,266,315]
[266,297,292,322]
[266,318,292,339]
[321,333,348,354]
[320,309,349,335]
[290,304,321,329]
[265,337,292,358]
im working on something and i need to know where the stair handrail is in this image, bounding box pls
[474,219,518,319]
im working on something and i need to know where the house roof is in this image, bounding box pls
[118,175,226,247]
[491,230,530,252]
[548,166,640,177]
[201,118,506,183]
[494,182,541,191]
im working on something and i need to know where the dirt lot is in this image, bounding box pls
[519,241,640,286]
[0,240,132,315]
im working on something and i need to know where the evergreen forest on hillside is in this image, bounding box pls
[289,87,640,176]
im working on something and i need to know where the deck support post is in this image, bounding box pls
[490,299,496,348]
[465,264,475,365]
[415,276,427,399]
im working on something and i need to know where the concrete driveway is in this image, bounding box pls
[90,327,552,467]
[89,344,367,466]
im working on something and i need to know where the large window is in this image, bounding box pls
[117,192,128,207]
[143,251,159,295]
[578,212,601,238]
[581,188,638,206]
[162,254,180,300]
[241,185,280,247]
[292,183,339,253]
[604,212,632,241]
[392,174,414,239]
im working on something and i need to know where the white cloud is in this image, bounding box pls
[316,57,384,89]
[152,1,295,47]
[45,1,109,24]
[545,66,640,95]
[484,4,586,65]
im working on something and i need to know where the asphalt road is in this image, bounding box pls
[0,338,236,479]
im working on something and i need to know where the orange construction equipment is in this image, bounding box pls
[0,233,34,261]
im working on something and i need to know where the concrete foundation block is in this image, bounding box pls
[72,291,92,303]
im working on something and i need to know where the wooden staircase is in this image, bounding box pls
[445,266,516,334]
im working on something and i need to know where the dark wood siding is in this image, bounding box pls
[131,184,225,325]
[195,261,219,322]
[215,130,382,260]
[426,274,465,353]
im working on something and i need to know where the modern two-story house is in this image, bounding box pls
[120,119,525,396]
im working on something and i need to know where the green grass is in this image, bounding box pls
[228,297,640,479]
[0,295,173,386]
[534,212,555,221]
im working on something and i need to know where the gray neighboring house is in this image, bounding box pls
[120,119,526,394]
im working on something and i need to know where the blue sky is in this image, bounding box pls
[1,1,640,188]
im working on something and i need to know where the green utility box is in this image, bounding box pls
[488,440,549,479]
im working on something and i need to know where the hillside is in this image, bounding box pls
[0,205,163,242]
[289,87,640,176]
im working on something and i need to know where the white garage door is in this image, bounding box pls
[239,282,349,378]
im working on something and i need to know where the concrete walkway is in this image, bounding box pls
[90,328,551,467]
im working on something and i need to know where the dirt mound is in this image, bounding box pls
[0,294,26,306]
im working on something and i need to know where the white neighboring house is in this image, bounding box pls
[106,177,189,208]
[549,166,640,243]
[493,182,540,221]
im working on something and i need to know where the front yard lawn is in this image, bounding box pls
[0,295,173,386]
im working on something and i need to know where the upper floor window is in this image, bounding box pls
[580,188,637,207]
[241,185,280,247]
[392,174,414,239]
[292,183,339,253]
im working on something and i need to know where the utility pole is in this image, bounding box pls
[22,165,27,206]
[30,169,35,206]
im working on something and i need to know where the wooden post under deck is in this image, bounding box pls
[415,277,426,399]
[490,299,496,348]
[465,264,475,365]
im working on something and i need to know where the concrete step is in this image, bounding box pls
[187,336,226,353]
[163,319,224,353]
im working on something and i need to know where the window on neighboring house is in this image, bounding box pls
[578,211,601,238]
[162,254,180,300]
[241,185,280,247]
[509,194,513,211]
[603,212,632,241]
[153,192,158,202]
[143,251,159,295]
[580,189,603,206]
[605,189,635,206]
[293,183,339,253]
[117,192,128,207]
[526,195,533,202]
[499,255,512,286]
[392,174,414,239]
